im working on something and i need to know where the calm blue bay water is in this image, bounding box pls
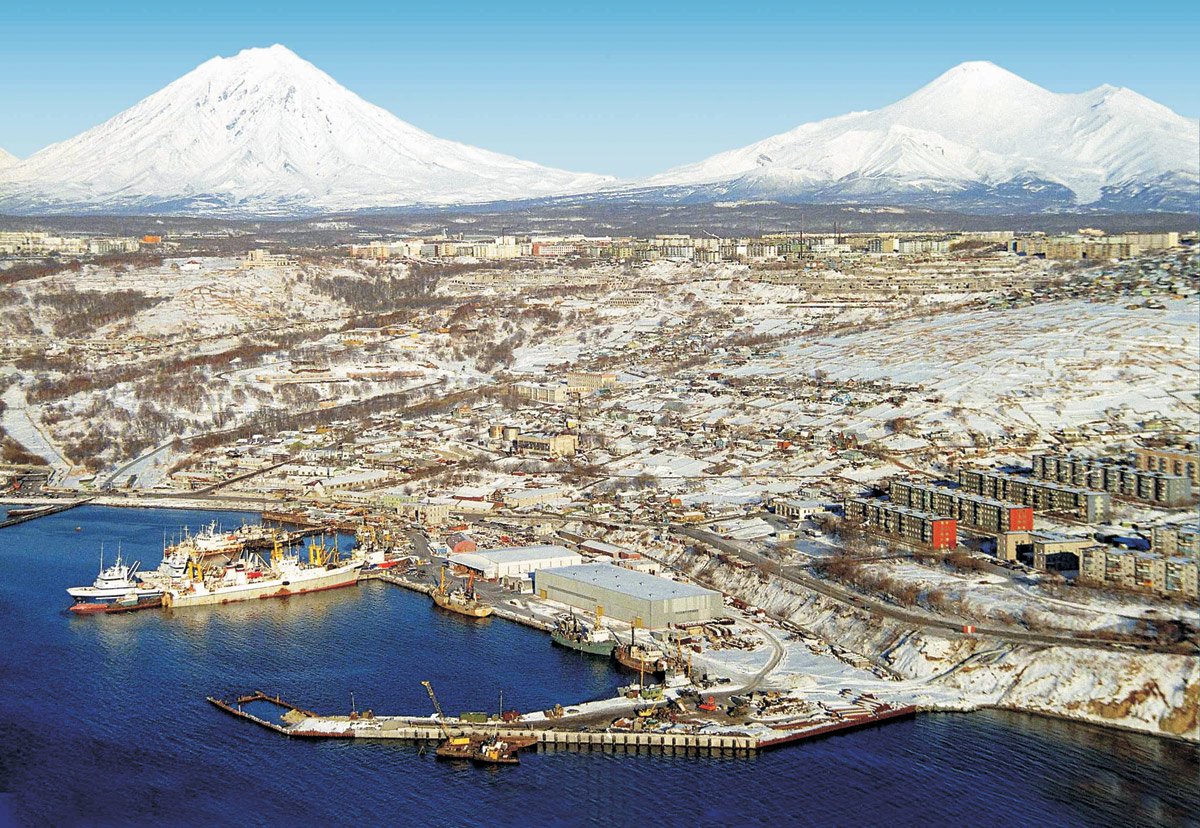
[0,506,1196,827]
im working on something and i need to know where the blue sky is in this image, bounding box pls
[2,0,1197,177]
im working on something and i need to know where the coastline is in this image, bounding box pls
[8,496,1196,743]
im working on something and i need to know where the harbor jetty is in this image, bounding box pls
[1,498,93,529]
[207,690,918,756]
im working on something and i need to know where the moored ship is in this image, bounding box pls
[152,538,361,609]
[431,568,493,618]
[612,630,665,676]
[550,613,616,657]
[67,549,163,613]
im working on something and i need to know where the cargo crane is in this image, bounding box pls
[421,681,471,758]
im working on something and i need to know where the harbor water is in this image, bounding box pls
[0,505,1196,827]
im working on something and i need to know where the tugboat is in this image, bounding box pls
[431,568,493,619]
[67,547,163,613]
[551,612,616,657]
[469,735,523,766]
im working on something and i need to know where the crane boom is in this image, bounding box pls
[421,680,452,739]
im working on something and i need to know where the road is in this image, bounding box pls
[673,524,1162,654]
[736,616,785,692]
[99,378,449,492]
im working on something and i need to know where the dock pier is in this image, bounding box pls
[0,498,93,530]
[207,691,917,756]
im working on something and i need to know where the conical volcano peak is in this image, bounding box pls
[0,44,614,215]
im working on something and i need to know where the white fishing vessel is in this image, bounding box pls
[152,538,362,609]
[67,548,163,611]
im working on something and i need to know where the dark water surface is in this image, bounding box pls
[0,506,1196,827]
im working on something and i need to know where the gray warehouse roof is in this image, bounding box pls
[536,563,717,601]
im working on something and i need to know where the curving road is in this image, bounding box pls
[672,524,1169,654]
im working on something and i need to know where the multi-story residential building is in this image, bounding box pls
[888,479,1033,534]
[509,431,578,458]
[0,231,139,256]
[844,497,957,550]
[1107,232,1180,250]
[1032,453,1190,507]
[566,371,618,391]
[242,249,297,268]
[514,382,569,404]
[1135,441,1199,487]
[1011,231,1178,260]
[1152,523,1199,558]
[530,241,577,257]
[896,238,950,255]
[1080,546,1198,600]
[957,468,1111,523]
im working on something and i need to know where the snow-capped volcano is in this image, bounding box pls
[0,147,16,169]
[0,45,613,216]
[635,61,1199,212]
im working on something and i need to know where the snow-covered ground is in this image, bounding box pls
[0,381,70,478]
[655,542,1199,740]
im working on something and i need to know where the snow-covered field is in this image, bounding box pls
[730,298,1199,438]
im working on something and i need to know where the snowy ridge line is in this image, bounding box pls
[0,54,1195,215]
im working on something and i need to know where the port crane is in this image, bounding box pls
[421,681,469,751]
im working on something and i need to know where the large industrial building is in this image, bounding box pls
[957,468,1111,523]
[533,563,723,628]
[844,497,957,550]
[887,479,1033,534]
[1031,453,1191,507]
[449,545,583,580]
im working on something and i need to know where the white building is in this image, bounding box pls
[449,544,583,580]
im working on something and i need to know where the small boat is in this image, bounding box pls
[434,736,475,760]
[70,592,163,615]
[469,737,522,766]
[613,629,665,676]
[6,506,51,517]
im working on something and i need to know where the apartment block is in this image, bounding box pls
[566,370,619,391]
[1032,453,1190,507]
[1152,524,1199,559]
[957,468,1110,523]
[1080,546,1198,600]
[1135,442,1199,487]
[844,497,957,550]
[514,382,569,404]
[513,432,578,458]
[888,479,1033,534]
[242,248,297,268]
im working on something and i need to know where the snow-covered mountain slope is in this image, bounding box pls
[0,147,16,169]
[635,62,1199,212]
[0,45,613,216]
